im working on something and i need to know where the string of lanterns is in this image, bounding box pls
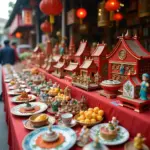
[75,0,124,27]
[105,0,124,21]
[39,0,123,32]
[39,0,63,32]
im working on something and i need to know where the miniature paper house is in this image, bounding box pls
[45,55,62,73]
[80,58,97,79]
[92,43,108,80]
[123,75,141,99]
[107,34,150,83]
[52,61,66,78]
[64,62,79,76]
[75,40,90,65]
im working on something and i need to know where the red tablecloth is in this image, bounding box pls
[2,68,150,150]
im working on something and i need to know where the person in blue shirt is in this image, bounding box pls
[0,40,15,65]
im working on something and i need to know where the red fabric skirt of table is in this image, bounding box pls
[2,68,150,150]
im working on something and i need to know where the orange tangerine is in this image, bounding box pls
[88,108,93,111]
[97,115,102,121]
[85,112,92,119]
[80,111,84,115]
[94,107,99,111]
[91,113,97,119]
[91,118,96,123]
[98,110,104,116]
[80,115,85,120]
[85,119,90,124]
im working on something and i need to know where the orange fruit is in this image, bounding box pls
[80,111,84,115]
[80,115,85,120]
[77,117,81,121]
[85,119,90,124]
[94,109,99,114]
[88,110,93,114]
[98,110,104,116]
[88,108,93,111]
[96,115,102,121]
[94,107,99,111]
[85,112,92,119]
[80,120,85,123]
[91,118,96,123]
[84,111,88,115]
[92,113,96,119]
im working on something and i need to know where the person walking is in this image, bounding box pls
[0,40,15,65]
[11,42,20,62]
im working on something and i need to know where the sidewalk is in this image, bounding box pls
[0,101,9,150]
[0,65,9,150]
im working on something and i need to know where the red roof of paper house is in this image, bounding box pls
[33,45,42,53]
[65,62,79,71]
[127,75,141,86]
[53,55,62,62]
[92,43,107,57]
[107,35,150,60]
[106,33,150,83]
[53,61,65,69]
[75,40,90,57]
[80,59,96,69]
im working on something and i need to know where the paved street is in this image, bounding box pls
[0,101,9,150]
[0,65,9,150]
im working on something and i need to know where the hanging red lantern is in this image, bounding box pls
[105,0,120,11]
[76,8,87,24]
[113,12,123,21]
[76,8,87,19]
[40,20,52,33]
[40,0,63,16]
[15,32,22,38]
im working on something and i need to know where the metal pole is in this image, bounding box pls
[35,7,42,44]
[62,0,66,41]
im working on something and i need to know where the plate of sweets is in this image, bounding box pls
[90,117,129,146]
[4,78,12,83]
[9,84,27,90]
[23,114,56,130]
[74,107,104,127]
[11,102,48,116]
[8,88,31,96]
[8,80,16,86]
[11,92,36,103]
[124,133,149,150]
[22,125,77,150]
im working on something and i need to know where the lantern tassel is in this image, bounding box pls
[46,33,50,41]
[50,15,55,24]
[80,19,83,24]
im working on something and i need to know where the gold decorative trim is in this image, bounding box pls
[110,61,136,65]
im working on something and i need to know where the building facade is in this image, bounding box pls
[0,18,7,44]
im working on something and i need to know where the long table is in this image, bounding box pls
[2,67,150,150]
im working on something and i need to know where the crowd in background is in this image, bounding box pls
[0,40,19,65]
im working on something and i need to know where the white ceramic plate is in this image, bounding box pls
[90,123,129,146]
[23,116,56,130]
[58,119,77,128]
[11,94,36,103]
[8,89,31,96]
[20,84,27,88]
[83,142,109,150]
[11,102,48,116]
[22,125,77,150]
[4,79,12,83]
